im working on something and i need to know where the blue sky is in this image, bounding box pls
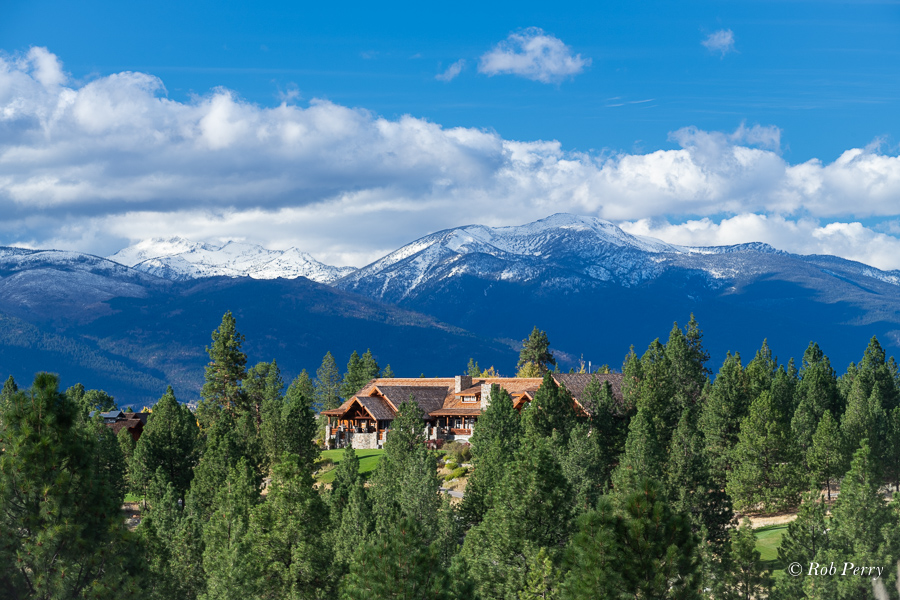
[1,0,900,268]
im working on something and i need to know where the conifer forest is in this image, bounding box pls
[4,311,900,600]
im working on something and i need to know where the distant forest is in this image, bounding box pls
[2,312,899,599]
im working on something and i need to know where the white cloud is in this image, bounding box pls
[702,29,735,57]
[620,214,900,271]
[478,28,590,83]
[2,48,900,270]
[436,59,466,82]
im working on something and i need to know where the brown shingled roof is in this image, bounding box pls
[357,396,396,421]
[376,386,449,416]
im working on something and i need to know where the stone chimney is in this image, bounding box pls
[455,375,473,393]
[480,384,492,410]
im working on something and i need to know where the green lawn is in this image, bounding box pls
[316,449,384,484]
[755,524,789,572]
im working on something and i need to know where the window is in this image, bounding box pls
[462,395,477,403]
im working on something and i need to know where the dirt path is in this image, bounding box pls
[746,513,797,528]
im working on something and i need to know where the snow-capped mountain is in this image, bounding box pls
[108,237,356,284]
[336,213,794,301]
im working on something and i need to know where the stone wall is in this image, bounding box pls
[351,432,379,450]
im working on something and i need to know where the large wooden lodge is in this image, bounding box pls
[321,373,623,450]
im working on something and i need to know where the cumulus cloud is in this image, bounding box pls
[478,28,590,83]
[2,48,900,269]
[620,215,900,271]
[702,29,735,57]
[436,59,465,82]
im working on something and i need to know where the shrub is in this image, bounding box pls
[445,461,459,471]
[425,439,445,450]
[443,467,468,481]
[316,457,334,471]
[444,441,472,463]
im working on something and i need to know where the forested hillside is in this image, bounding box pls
[3,313,899,598]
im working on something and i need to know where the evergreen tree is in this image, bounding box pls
[370,400,442,539]
[561,481,701,599]
[810,441,898,600]
[361,348,380,381]
[0,373,146,598]
[85,411,128,504]
[0,374,16,405]
[518,547,562,600]
[744,339,778,403]
[199,311,248,426]
[721,519,771,600]
[280,373,320,472]
[612,405,665,492]
[769,493,830,600]
[791,342,841,462]
[330,449,374,575]
[467,358,481,377]
[560,422,607,513]
[201,458,258,600]
[517,326,556,375]
[245,360,284,431]
[855,336,900,412]
[131,385,199,503]
[665,316,709,409]
[462,434,573,599]
[667,406,733,552]
[699,352,751,485]
[341,517,457,600]
[807,409,844,500]
[524,373,578,445]
[315,351,343,410]
[462,384,522,527]
[727,391,800,512]
[581,376,633,485]
[190,413,262,520]
[841,373,888,478]
[244,453,331,599]
[341,350,365,398]
[381,364,395,378]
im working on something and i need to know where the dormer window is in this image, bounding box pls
[462,395,477,403]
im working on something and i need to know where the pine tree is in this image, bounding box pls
[201,458,258,600]
[0,373,146,598]
[245,360,284,431]
[315,351,343,410]
[461,433,573,599]
[581,376,633,485]
[518,547,561,600]
[467,358,481,377]
[370,400,442,539]
[841,373,888,478]
[612,405,665,492]
[341,350,365,398]
[524,373,578,445]
[807,409,844,500]
[561,481,701,599]
[0,374,16,405]
[330,449,374,575]
[727,391,800,512]
[721,519,772,600]
[699,352,751,485]
[361,348,380,381]
[668,406,733,552]
[462,384,522,527]
[244,453,331,599]
[341,517,456,600]
[199,311,248,426]
[791,342,841,462]
[279,373,320,473]
[131,385,199,503]
[560,422,607,513]
[769,493,830,600]
[381,364,395,378]
[744,339,778,402]
[517,326,556,375]
[665,316,709,409]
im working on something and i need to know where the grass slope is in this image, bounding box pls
[316,449,384,484]
[755,524,789,572]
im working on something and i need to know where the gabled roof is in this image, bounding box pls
[356,395,395,421]
[375,386,448,416]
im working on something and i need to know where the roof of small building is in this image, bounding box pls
[356,395,396,421]
[554,373,625,404]
[376,385,448,416]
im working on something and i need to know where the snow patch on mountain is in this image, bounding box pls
[108,237,356,283]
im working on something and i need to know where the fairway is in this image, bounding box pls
[755,524,789,572]
[316,449,385,484]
